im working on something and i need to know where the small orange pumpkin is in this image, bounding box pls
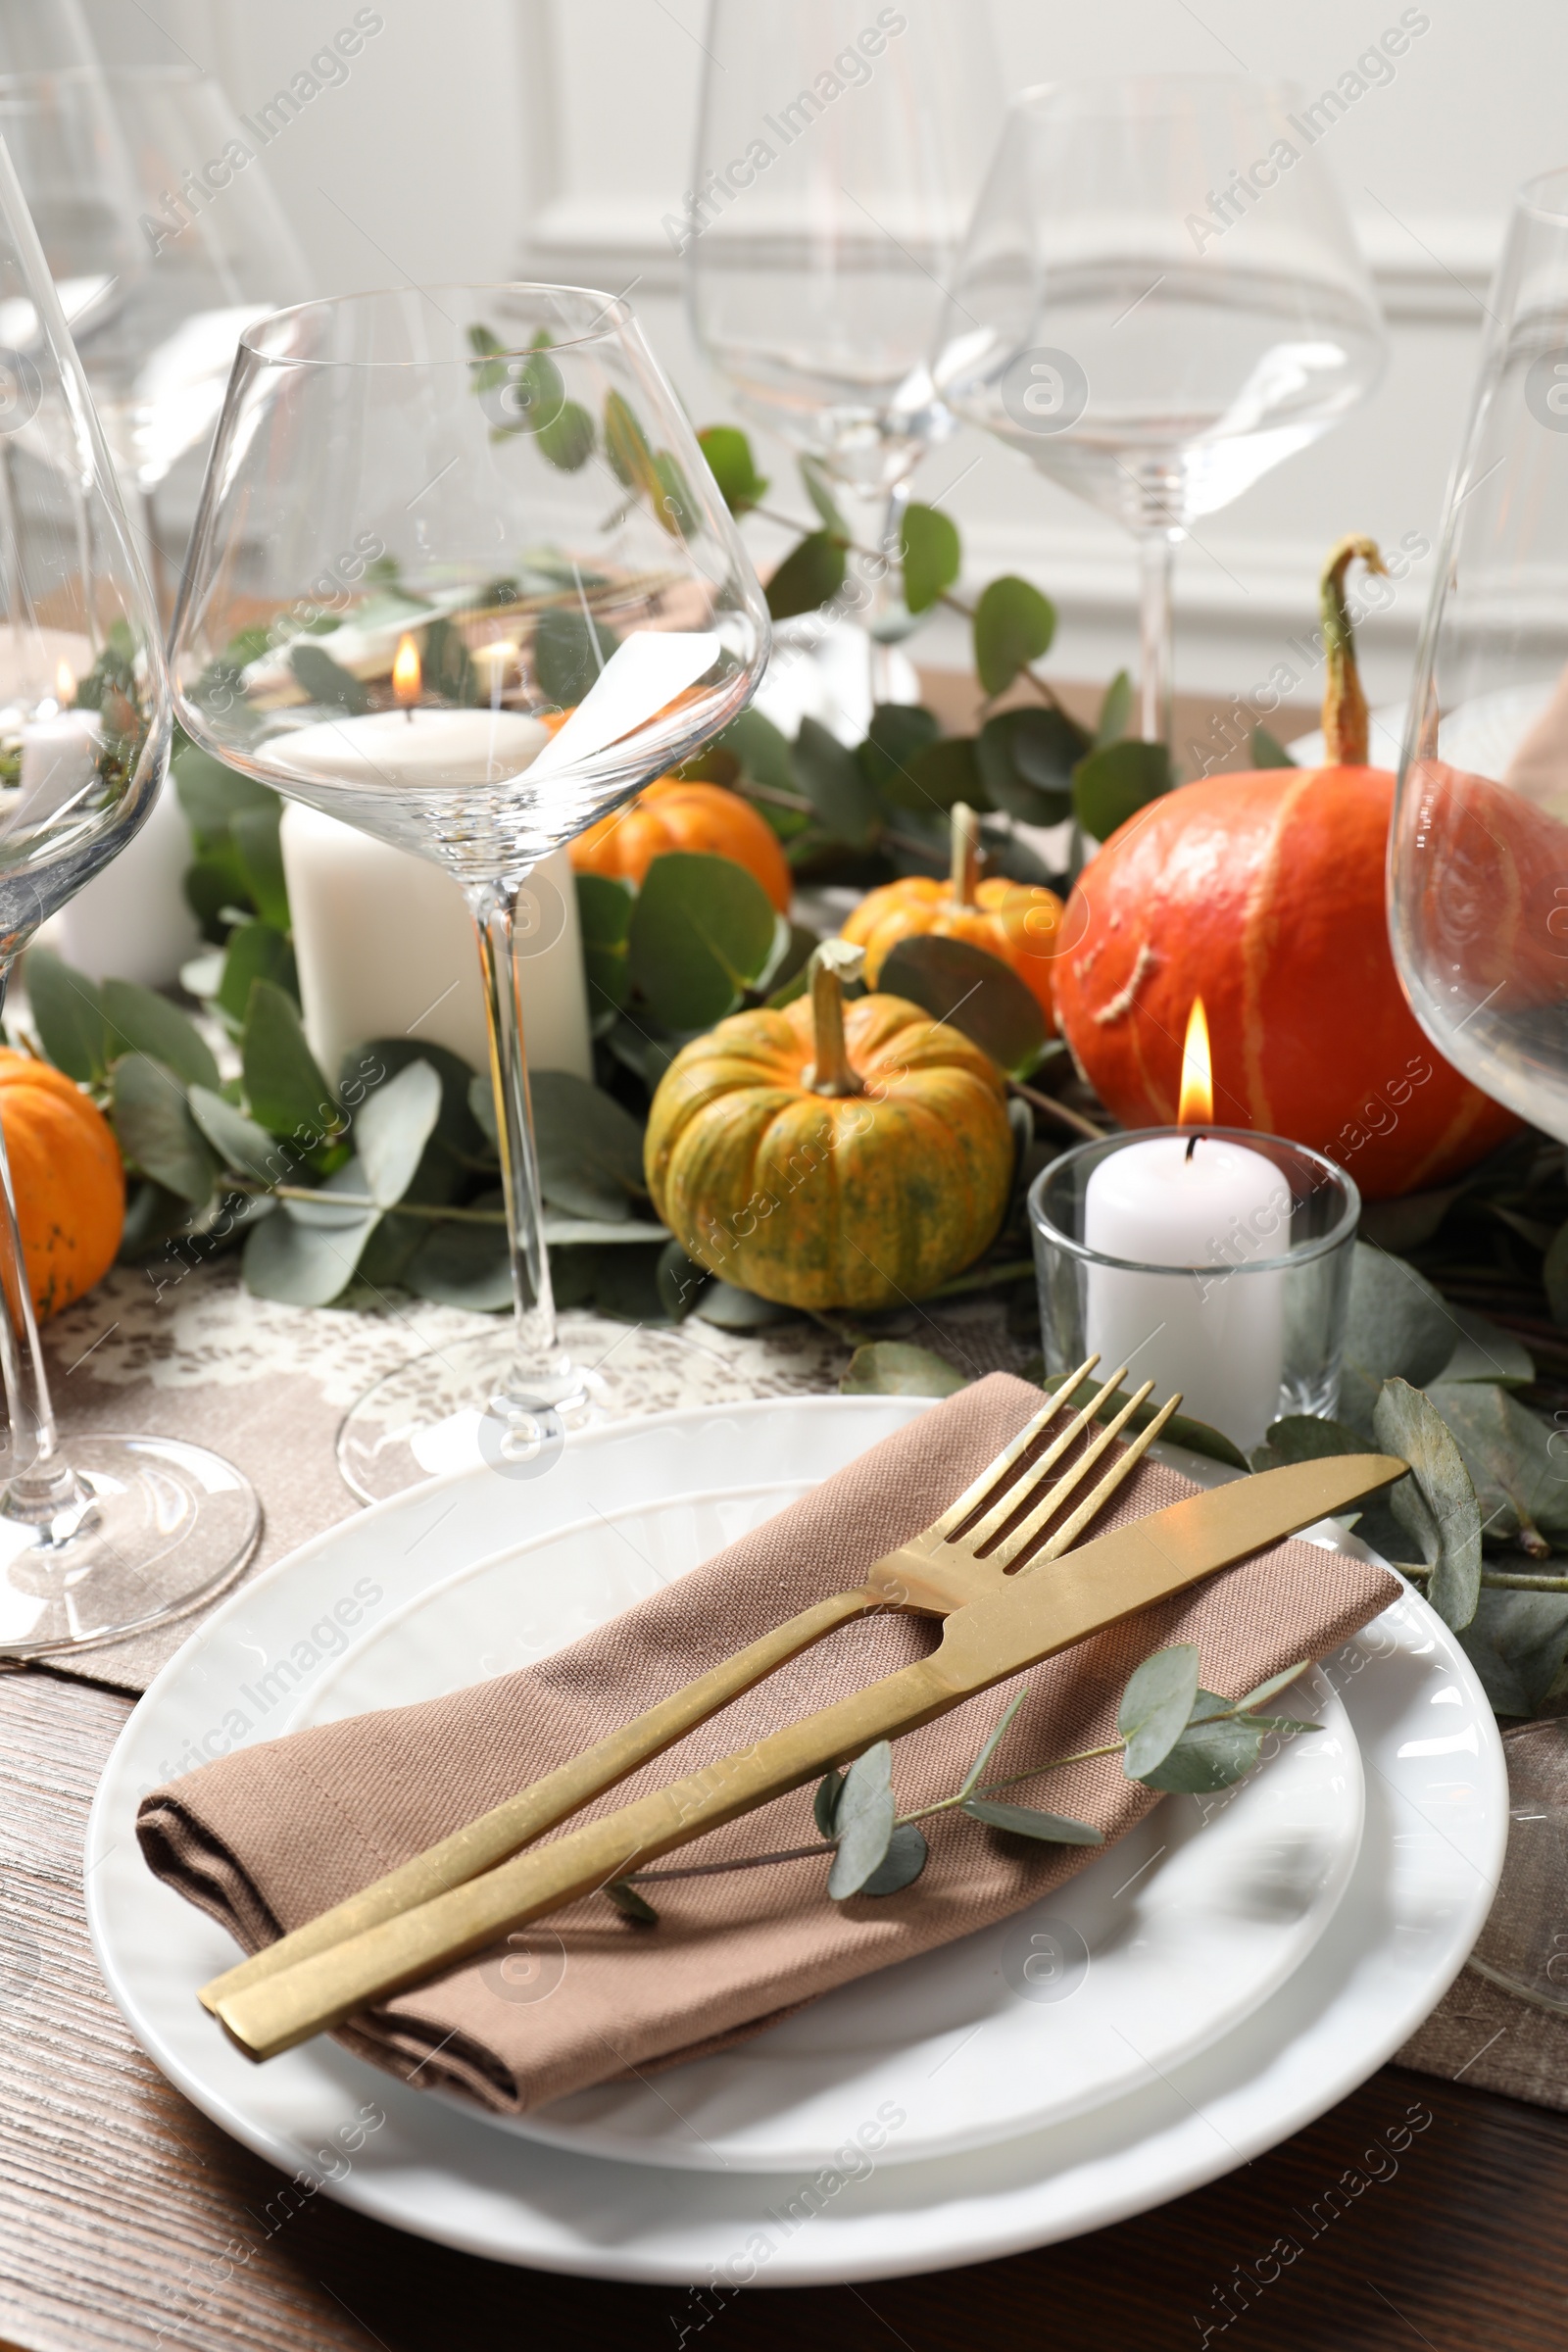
[0,1051,123,1317]
[840,804,1064,1024]
[570,778,793,913]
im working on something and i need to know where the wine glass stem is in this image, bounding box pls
[466,876,559,1376]
[1137,530,1175,747]
[0,971,84,1521]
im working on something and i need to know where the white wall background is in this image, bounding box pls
[78,0,1568,724]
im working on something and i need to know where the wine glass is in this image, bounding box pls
[0,134,257,1653]
[935,76,1387,746]
[170,285,771,1501]
[687,0,1002,692]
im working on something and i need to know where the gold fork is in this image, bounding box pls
[201,1356,1173,2018]
[210,1444,1404,2060]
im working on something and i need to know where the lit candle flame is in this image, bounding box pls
[1177,997,1212,1128]
[54,660,75,706]
[392,633,421,708]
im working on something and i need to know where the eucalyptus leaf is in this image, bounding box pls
[698,424,768,514]
[1372,1376,1483,1630]
[1544,1220,1568,1328]
[1434,1306,1534,1388]
[101,979,220,1093]
[1044,1370,1252,1471]
[840,1341,966,1397]
[793,715,883,846]
[718,707,797,794]
[1094,671,1133,749]
[960,1690,1027,1796]
[531,1068,647,1220]
[111,1054,217,1204]
[960,1797,1103,1844]
[766,530,847,622]
[1072,739,1172,841]
[242,1163,379,1305]
[535,398,595,472]
[1426,1381,1568,1551]
[694,1279,801,1330]
[24,947,108,1081]
[603,388,660,500]
[348,1037,489,1161]
[606,1880,659,1925]
[187,1086,282,1184]
[242,979,337,1140]
[1250,726,1298,768]
[532,607,618,706]
[975,708,1080,825]
[356,1058,442,1208]
[858,1821,931,1893]
[972,576,1055,697]
[826,1741,896,1899]
[657,1237,708,1321]
[877,934,1046,1078]
[857,704,941,801]
[1457,1589,1568,1717]
[405,1200,514,1311]
[1137,1708,1265,1792]
[799,456,849,537]
[813,1769,844,1839]
[231,802,289,929]
[592,1242,670,1322]
[216,920,296,1030]
[890,735,984,815]
[900,503,960,615]
[628,850,781,1030]
[1117,1642,1200,1780]
[172,736,278,844]
[1338,1244,1459,1437]
[1250,1413,1366,1473]
[289,642,369,714]
[466,1072,498,1148]
[1235,1664,1311,1712]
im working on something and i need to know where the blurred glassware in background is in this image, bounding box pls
[1391,164,1568,1147]
[687,0,1002,696]
[0,0,142,351]
[936,75,1387,747]
[0,133,257,1652]
[171,284,770,1501]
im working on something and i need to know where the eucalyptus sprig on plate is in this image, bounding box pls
[610,1642,1320,1921]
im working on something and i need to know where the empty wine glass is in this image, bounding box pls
[170,285,770,1500]
[0,135,257,1653]
[936,75,1387,745]
[687,0,1002,687]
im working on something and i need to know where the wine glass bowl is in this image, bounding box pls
[172,282,770,1500]
[936,75,1386,740]
[1390,166,1568,1144]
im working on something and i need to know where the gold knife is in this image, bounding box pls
[209,1451,1401,2062]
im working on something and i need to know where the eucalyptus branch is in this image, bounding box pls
[225,1179,508,1225]
[730,771,945,863]
[1006,1076,1106,1144]
[1401,1561,1568,1593]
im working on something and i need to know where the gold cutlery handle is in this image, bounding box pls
[210,1651,958,2063]
[199,1585,874,2016]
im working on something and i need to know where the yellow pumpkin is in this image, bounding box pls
[644,942,1013,1309]
[840,803,1065,1024]
[0,1050,123,1318]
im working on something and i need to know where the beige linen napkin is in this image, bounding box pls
[138,1374,1397,2112]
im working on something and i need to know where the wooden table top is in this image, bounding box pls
[0,1665,1561,2352]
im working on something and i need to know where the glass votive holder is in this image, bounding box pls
[1027,1128,1360,1455]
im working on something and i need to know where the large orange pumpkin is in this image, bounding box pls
[840,803,1065,1023]
[1054,539,1520,1200]
[570,778,792,913]
[0,1052,123,1317]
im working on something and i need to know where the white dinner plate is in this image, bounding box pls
[289,1484,1364,2172]
[86,1399,1506,2283]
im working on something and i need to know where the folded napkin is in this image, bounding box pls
[138,1374,1397,2113]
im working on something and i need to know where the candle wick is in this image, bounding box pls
[1185,1132,1201,1162]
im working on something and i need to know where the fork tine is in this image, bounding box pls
[989,1378,1160,1570]
[926,1354,1101,1541]
[1024,1390,1183,1567]
[956,1363,1131,1553]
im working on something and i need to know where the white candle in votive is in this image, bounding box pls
[279,805,592,1084]
[1083,1134,1290,1450]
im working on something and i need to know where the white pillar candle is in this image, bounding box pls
[14,707,101,830]
[279,804,592,1084]
[41,778,202,986]
[278,705,551,791]
[1083,1134,1291,1451]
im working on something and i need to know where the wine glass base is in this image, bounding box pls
[0,1435,260,1658]
[336,1332,606,1505]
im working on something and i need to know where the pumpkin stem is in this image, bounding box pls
[806,940,865,1098]
[1319,534,1389,765]
[950,801,980,907]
